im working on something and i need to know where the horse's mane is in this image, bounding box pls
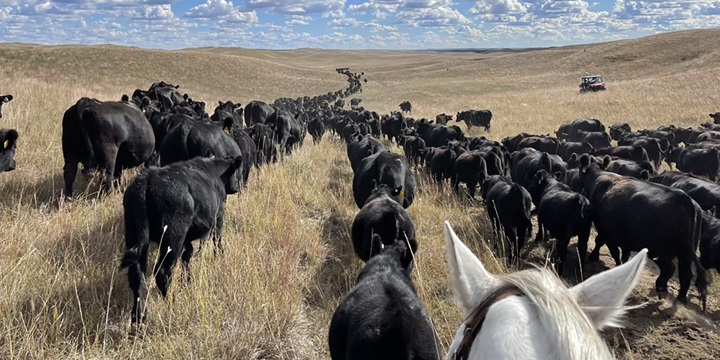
[498,268,616,360]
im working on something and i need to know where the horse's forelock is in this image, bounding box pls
[494,269,615,360]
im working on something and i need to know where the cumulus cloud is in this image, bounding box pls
[246,0,345,15]
[185,0,257,24]
[286,15,312,26]
[396,5,471,27]
[131,4,174,20]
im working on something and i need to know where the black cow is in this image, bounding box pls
[211,101,243,128]
[699,212,720,274]
[380,113,407,143]
[347,134,385,172]
[609,123,631,141]
[246,123,277,165]
[244,100,274,127]
[556,119,605,140]
[308,117,326,145]
[350,98,362,109]
[650,171,720,215]
[0,129,18,173]
[591,145,649,162]
[526,170,592,275]
[266,110,304,154]
[417,120,465,147]
[399,101,412,114]
[618,137,664,169]
[516,136,560,154]
[710,112,720,125]
[121,156,243,325]
[456,109,492,132]
[501,133,537,152]
[149,82,184,112]
[399,135,426,168]
[429,141,465,183]
[559,141,593,161]
[452,150,488,198]
[351,185,417,261]
[62,98,155,199]
[578,155,707,308]
[158,120,242,173]
[511,151,567,193]
[146,112,194,156]
[665,146,720,181]
[0,94,13,118]
[605,158,654,180]
[435,113,453,125]
[353,151,416,208]
[328,241,439,360]
[482,178,532,261]
[569,130,611,149]
[222,118,257,186]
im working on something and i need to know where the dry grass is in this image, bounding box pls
[1,28,720,359]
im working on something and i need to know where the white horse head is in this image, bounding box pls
[444,221,646,360]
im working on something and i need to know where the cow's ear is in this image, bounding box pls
[553,171,562,180]
[602,155,611,168]
[371,179,378,189]
[232,155,243,170]
[3,129,18,149]
[219,101,223,106]
[2,95,12,103]
[223,117,234,135]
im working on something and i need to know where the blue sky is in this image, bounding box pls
[0,1,719,50]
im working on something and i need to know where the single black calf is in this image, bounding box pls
[328,241,439,360]
[351,185,416,261]
[121,156,243,325]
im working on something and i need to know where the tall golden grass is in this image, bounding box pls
[1,29,719,359]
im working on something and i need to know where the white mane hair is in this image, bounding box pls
[444,221,647,360]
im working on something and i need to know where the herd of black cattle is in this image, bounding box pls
[1,67,720,356]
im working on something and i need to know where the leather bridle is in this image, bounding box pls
[453,284,524,360]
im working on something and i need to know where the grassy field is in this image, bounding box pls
[1,29,720,359]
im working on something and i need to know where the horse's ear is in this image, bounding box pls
[571,248,647,330]
[443,221,502,316]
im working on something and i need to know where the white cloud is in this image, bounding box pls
[396,5,472,27]
[328,16,360,28]
[286,15,312,26]
[185,0,257,24]
[246,0,346,15]
[131,4,174,20]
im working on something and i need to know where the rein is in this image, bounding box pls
[453,284,524,360]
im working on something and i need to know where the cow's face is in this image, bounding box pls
[710,112,720,124]
[221,156,244,195]
[0,129,18,173]
[0,95,14,118]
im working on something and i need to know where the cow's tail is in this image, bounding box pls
[120,180,150,273]
[691,205,708,311]
[75,98,97,168]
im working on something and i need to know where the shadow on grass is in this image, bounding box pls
[11,213,135,354]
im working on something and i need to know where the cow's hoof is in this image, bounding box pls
[657,289,670,301]
[129,322,147,339]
